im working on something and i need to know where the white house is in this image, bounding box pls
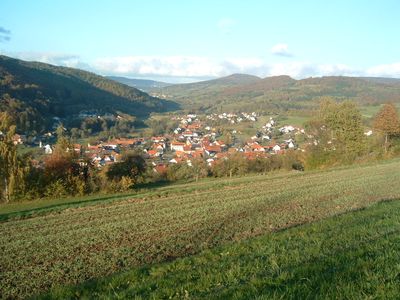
[280,125,295,134]
[272,144,281,153]
[44,144,53,154]
[170,142,185,152]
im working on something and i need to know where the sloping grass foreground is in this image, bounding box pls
[1,160,400,298]
[0,170,313,220]
[43,199,400,299]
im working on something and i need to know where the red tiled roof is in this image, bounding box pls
[147,150,158,156]
[204,145,222,152]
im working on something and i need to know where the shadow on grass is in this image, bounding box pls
[0,180,177,222]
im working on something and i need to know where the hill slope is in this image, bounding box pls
[154,74,400,112]
[48,199,400,299]
[151,73,262,110]
[0,55,179,132]
[1,159,400,298]
[106,76,172,91]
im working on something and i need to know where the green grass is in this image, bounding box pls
[359,103,400,119]
[278,115,310,127]
[44,199,400,299]
[1,160,400,298]
[0,171,297,220]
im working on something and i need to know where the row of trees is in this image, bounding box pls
[162,151,303,182]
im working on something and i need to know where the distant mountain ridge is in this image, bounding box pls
[106,76,172,91]
[153,73,400,112]
[0,55,179,132]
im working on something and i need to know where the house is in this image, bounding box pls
[171,142,186,152]
[153,143,165,152]
[187,123,201,130]
[102,143,118,150]
[44,144,53,154]
[182,130,194,138]
[147,149,160,157]
[106,138,139,148]
[192,149,204,158]
[153,164,168,174]
[251,143,265,152]
[169,158,182,164]
[280,125,295,134]
[272,144,281,153]
[263,145,274,152]
[204,145,222,156]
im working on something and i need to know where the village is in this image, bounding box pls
[7,111,310,175]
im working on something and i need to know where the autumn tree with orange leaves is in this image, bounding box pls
[373,103,400,152]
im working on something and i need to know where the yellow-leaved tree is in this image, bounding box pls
[373,103,400,152]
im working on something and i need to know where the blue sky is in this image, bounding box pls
[1,0,400,82]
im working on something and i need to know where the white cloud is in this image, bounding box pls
[271,43,293,57]
[2,51,400,82]
[366,63,400,78]
[217,18,235,34]
[93,56,224,78]
[6,51,85,68]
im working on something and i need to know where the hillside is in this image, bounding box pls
[154,74,400,112]
[151,73,262,110]
[106,76,172,91]
[46,199,400,299]
[0,55,179,133]
[1,159,400,298]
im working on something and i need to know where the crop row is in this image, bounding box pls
[1,161,400,298]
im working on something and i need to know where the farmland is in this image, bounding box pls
[1,160,400,298]
[46,198,400,299]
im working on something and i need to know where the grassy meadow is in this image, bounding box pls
[1,159,400,298]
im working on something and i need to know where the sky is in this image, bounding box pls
[1,0,400,83]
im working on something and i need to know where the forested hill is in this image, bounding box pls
[153,73,400,112]
[0,55,179,133]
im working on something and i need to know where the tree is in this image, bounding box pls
[54,124,74,155]
[106,153,146,182]
[190,158,209,181]
[0,112,20,202]
[373,103,400,152]
[305,99,366,167]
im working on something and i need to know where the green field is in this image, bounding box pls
[45,199,400,299]
[1,160,400,298]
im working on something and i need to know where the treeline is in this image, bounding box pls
[160,152,303,183]
[162,74,400,113]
